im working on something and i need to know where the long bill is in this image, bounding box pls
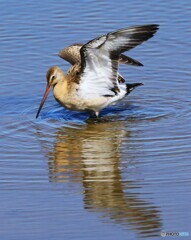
[36,84,52,118]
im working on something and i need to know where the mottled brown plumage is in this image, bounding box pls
[59,43,143,67]
[67,63,81,84]
[59,44,83,65]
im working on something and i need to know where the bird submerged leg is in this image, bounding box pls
[89,110,99,119]
[126,83,144,95]
[95,111,100,118]
[86,110,101,123]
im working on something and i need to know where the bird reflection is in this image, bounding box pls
[45,121,162,237]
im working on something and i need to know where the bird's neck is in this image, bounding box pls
[53,78,69,102]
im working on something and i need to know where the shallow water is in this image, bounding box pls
[1,1,191,239]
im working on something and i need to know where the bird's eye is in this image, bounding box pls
[51,75,55,81]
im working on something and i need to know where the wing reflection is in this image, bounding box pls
[45,121,162,237]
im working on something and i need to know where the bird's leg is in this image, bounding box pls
[86,111,99,123]
[89,111,99,119]
[95,111,100,118]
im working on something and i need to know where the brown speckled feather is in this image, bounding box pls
[58,44,83,65]
[59,44,143,66]
[67,63,81,84]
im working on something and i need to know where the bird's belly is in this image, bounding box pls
[55,95,109,112]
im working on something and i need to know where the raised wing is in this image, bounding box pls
[78,24,159,98]
[58,44,83,65]
[59,45,143,66]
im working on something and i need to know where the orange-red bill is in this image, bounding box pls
[36,84,52,118]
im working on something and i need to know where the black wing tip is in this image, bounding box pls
[138,24,159,30]
[137,24,159,34]
[149,24,159,33]
[141,24,159,35]
[126,24,159,36]
[137,62,144,66]
[130,24,159,43]
[114,24,159,35]
[126,82,144,95]
[144,24,159,28]
[131,59,144,66]
[127,61,144,67]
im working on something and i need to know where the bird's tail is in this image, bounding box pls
[126,83,143,95]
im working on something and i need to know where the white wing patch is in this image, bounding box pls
[78,48,117,98]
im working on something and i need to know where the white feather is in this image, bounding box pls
[78,48,115,98]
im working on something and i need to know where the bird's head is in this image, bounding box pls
[46,66,65,87]
[36,66,65,118]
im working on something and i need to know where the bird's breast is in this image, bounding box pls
[54,83,109,111]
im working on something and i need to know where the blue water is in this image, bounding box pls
[0,1,191,239]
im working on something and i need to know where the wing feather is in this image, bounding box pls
[59,45,143,67]
[119,54,143,66]
[58,44,83,65]
[78,24,159,98]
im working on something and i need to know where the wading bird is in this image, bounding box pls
[36,24,159,119]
